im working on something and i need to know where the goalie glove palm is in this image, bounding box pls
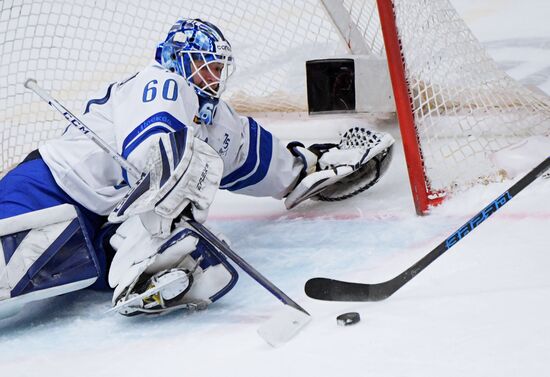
[285,127,394,209]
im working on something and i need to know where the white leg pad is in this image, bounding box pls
[0,204,98,314]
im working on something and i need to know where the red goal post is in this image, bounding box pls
[376,0,549,214]
[377,0,440,214]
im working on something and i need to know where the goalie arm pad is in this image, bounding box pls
[109,129,224,235]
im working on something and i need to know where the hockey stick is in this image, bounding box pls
[305,156,550,301]
[25,79,310,344]
[24,79,143,180]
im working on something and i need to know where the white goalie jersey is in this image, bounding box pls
[39,61,303,215]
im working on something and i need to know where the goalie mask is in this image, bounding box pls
[156,18,235,99]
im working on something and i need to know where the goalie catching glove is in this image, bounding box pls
[285,127,394,209]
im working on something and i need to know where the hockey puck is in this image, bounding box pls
[336,312,360,326]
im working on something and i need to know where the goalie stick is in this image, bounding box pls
[305,156,550,302]
[25,79,310,344]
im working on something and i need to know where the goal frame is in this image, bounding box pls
[377,0,443,214]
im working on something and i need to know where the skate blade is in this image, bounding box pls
[106,274,188,314]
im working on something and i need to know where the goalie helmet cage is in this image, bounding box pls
[1,0,549,213]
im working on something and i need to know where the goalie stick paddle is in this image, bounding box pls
[25,79,311,344]
[305,156,550,302]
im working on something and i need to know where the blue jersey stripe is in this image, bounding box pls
[121,112,187,183]
[122,112,187,152]
[225,129,272,191]
[121,125,171,184]
[122,126,172,160]
[220,117,259,186]
[84,83,115,114]
[221,118,273,191]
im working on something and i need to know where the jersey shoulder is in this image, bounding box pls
[214,99,248,129]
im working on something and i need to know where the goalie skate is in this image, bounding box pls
[109,269,206,316]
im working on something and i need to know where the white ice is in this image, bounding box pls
[1,1,549,376]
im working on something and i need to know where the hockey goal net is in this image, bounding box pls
[1,0,549,213]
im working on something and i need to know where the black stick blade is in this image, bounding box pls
[305,277,399,302]
[306,158,550,303]
[305,278,371,301]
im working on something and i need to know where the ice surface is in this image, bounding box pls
[1,1,549,376]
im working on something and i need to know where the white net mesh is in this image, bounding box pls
[1,0,549,198]
[391,0,550,192]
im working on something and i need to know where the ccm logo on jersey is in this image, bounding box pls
[196,162,209,191]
